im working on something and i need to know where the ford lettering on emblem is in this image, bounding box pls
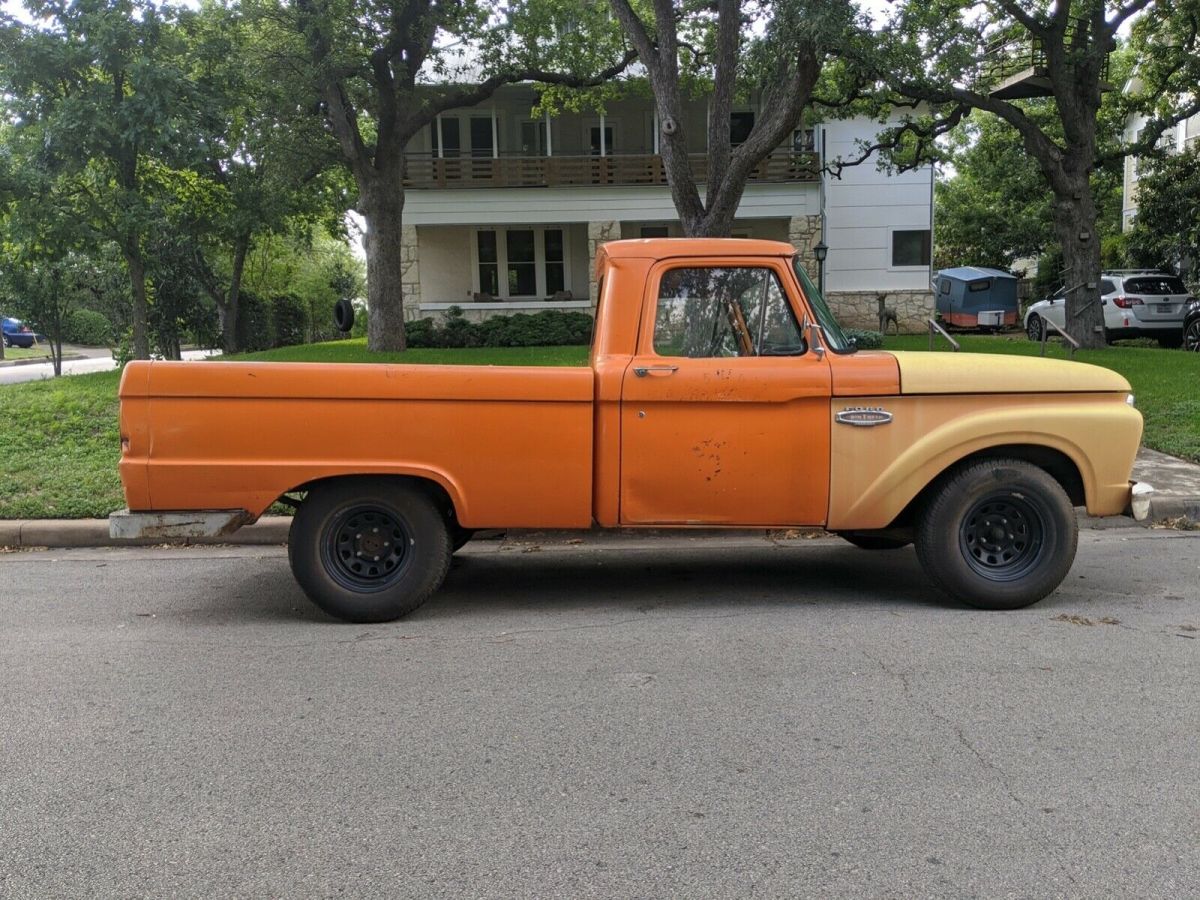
[836,407,893,427]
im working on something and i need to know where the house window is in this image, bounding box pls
[730,112,754,145]
[545,229,565,294]
[892,229,931,268]
[641,226,670,238]
[590,124,614,156]
[433,118,461,157]
[470,116,494,157]
[792,128,815,153]
[477,231,500,296]
[520,120,547,155]
[506,229,537,296]
[474,227,572,300]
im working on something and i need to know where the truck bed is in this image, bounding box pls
[118,361,596,528]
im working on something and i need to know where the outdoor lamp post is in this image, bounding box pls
[813,240,828,295]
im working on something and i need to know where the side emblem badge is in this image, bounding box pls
[836,407,893,427]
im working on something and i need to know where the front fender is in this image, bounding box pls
[827,394,1142,530]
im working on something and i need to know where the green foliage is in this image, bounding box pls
[1126,146,1200,287]
[64,308,113,346]
[404,307,594,349]
[271,292,310,348]
[843,328,883,350]
[235,290,275,352]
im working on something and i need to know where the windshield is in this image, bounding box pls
[792,256,854,353]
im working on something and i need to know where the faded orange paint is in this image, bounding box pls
[118,238,1141,533]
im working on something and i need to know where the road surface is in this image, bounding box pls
[1,529,1198,897]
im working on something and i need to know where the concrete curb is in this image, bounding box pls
[0,516,292,549]
[0,353,87,369]
[2,505,1195,550]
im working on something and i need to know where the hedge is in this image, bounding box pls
[64,309,113,346]
[406,307,594,348]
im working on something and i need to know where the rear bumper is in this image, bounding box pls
[109,509,255,540]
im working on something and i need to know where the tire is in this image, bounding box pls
[915,459,1077,610]
[1025,314,1043,342]
[333,297,355,333]
[288,478,451,622]
[1157,332,1183,349]
[1185,319,1200,352]
[839,532,912,550]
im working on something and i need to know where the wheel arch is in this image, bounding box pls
[276,469,465,523]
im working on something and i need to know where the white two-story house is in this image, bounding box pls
[398,84,935,331]
[1121,76,1200,233]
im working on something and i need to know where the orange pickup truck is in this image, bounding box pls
[112,239,1149,622]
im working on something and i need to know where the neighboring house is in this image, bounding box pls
[1121,78,1200,232]
[400,84,935,331]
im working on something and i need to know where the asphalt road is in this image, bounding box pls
[2,529,1198,898]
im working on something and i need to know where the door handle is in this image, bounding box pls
[633,365,679,377]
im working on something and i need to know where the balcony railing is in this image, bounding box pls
[403,150,819,190]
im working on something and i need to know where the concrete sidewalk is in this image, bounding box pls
[2,447,1197,550]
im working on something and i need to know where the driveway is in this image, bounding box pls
[1,529,1198,897]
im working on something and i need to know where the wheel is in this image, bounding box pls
[1157,332,1183,349]
[1185,319,1200,352]
[288,478,451,622]
[1025,314,1043,342]
[839,532,912,550]
[915,459,1077,610]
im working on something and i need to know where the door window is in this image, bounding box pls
[506,229,537,296]
[653,267,803,358]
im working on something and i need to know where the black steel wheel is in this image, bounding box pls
[1183,319,1200,352]
[915,458,1076,610]
[958,494,1045,582]
[289,478,451,622]
[1025,314,1043,342]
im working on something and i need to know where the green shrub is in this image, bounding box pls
[402,307,594,349]
[271,292,309,348]
[64,308,113,346]
[844,328,884,350]
[236,291,275,352]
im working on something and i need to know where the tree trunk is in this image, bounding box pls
[1052,169,1106,350]
[125,246,151,359]
[220,235,250,355]
[360,178,408,352]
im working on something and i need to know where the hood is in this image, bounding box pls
[888,351,1131,395]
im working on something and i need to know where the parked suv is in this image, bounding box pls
[1024,270,1195,347]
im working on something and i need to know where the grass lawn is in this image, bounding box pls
[883,333,1200,464]
[1,346,51,362]
[0,335,1195,520]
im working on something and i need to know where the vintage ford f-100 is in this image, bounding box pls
[112,239,1149,621]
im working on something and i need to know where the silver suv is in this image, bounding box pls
[1024,270,1195,347]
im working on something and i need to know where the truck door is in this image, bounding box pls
[619,259,832,526]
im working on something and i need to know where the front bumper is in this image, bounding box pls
[1126,482,1154,522]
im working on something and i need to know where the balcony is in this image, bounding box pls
[403,150,819,190]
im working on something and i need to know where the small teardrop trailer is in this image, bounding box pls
[934,267,1019,329]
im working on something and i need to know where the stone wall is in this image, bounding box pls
[587,220,620,306]
[400,224,421,319]
[825,290,935,335]
[787,214,822,277]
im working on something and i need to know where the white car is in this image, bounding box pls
[1024,271,1195,348]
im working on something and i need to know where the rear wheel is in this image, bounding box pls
[288,478,451,622]
[915,459,1076,610]
[1185,319,1200,352]
[1025,314,1043,342]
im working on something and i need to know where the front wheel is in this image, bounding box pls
[288,478,452,622]
[915,459,1077,610]
[1025,314,1043,342]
